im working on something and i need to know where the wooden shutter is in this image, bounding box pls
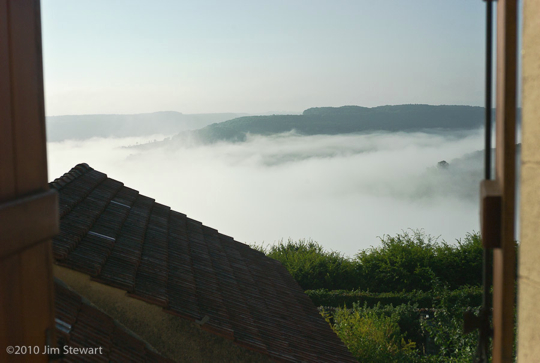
[0,1,59,362]
[491,0,518,362]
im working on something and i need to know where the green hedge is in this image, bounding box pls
[251,238,361,290]
[322,304,418,362]
[306,285,482,309]
[356,231,483,292]
[253,230,483,292]
[319,286,485,361]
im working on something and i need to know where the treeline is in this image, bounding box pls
[173,104,485,144]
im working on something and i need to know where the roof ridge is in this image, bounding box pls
[49,163,93,190]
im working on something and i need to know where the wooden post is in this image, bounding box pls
[492,0,518,362]
[0,1,58,362]
[515,0,540,360]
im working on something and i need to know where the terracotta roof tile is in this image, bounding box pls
[50,164,356,363]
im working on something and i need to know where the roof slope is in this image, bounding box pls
[55,279,173,362]
[50,164,356,363]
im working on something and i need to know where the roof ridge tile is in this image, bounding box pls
[49,163,94,190]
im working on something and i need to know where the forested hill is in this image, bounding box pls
[170,104,485,144]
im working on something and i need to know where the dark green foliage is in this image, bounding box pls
[254,231,487,361]
[357,231,440,292]
[179,104,485,144]
[306,286,482,310]
[367,302,424,354]
[322,304,417,362]
[252,239,360,290]
[357,230,482,292]
[321,289,483,362]
[255,231,482,362]
[255,230,482,293]
[419,284,482,361]
[431,233,483,289]
[253,232,492,361]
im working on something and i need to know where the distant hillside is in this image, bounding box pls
[419,143,522,200]
[46,111,246,142]
[159,104,486,145]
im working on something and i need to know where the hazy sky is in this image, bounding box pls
[41,0,486,116]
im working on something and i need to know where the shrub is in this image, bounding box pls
[305,286,482,310]
[419,284,481,361]
[308,289,433,309]
[254,231,483,292]
[358,302,424,355]
[431,232,483,289]
[356,230,482,292]
[251,238,361,290]
[356,230,438,292]
[322,305,417,362]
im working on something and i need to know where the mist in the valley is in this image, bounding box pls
[47,130,486,257]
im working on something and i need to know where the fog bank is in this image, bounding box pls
[47,131,484,257]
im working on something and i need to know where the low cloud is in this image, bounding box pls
[48,130,485,257]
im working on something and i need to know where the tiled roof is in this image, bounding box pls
[54,279,174,363]
[50,164,356,363]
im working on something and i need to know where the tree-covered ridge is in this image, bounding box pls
[181,104,485,144]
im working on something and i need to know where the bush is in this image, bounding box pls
[305,286,482,310]
[251,238,361,290]
[322,305,417,362]
[359,302,424,355]
[322,289,484,362]
[419,284,481,361]
[254,232,482,292]
[356,230,438,292]
[431,233,483,289]
[356,230,482,292]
